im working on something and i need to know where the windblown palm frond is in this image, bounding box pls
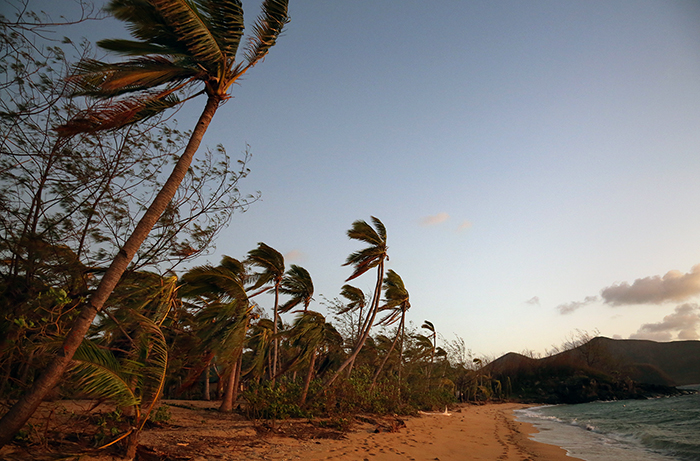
[336,284,366,314]
[72,311,168,416]
[72,339,139,409]
[343,217,388,282]
[246,242,285,292]
[180,256,247,302]
[279,264,313,313]
[241,0,290,67]
[378,271,410,325]
[58,0,289,134]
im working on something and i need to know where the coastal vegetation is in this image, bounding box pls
[1,1,698,460]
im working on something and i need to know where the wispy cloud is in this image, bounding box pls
[457,220,472,232]
[285,249,305,262]
[601,265,700,306]
[525,296,540,306]
[556,296,599,315]
[420,212,450,226]
[629,303,700,341]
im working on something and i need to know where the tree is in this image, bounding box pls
[339,284,367,344]
[0,0,290,446]
[371,269,410,387]
[324,216,388,387]
[73,272,177,458]
[285,311,341,406]
[421,320,437,379]
[246,242,285,381]
[179,256,251,412]
[279,264,314,314]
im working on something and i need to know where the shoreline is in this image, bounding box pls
[1,401,583,460]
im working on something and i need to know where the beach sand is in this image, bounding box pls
[226,403,579,461]
[1,401,580,460]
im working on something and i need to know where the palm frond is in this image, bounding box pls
[154,0,226,70]
[72,339,139,409]
[105,0,177,45]
[198,0,244,59]
[241,0,289,67]
[279,264,313,313]
[180,256,247,302]
[97,38,182,56]
[246,242,284,290]
[56,90,181,136]
[66,57,199,98]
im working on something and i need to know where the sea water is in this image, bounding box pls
[514,385,700,461]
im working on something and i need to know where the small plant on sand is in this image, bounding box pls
[150,405,172,423]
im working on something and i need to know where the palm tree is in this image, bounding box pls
[0,0,289,445]
[325,217,388,387]
[339,284,367,343]
[285,311,342,406]
[179,256,251,412]
[279,265,314,313]
[371,270,410,387]
[72,272,177,458]
[246,242,285,381]
[244,317,275,383]
[421,320,437,379]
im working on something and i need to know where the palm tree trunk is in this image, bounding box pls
[324,259,384,387]
[272,284,280,385]
[219,359,238,412]
[300,349,316,407]
[231,350,244,405]
[398,313,406,388]
[203,362,211,401]
[371,315,403,388]
[0,95,222,448]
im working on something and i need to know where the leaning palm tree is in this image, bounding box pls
[0,0,289,446]
[371,269,410,387]
[279,264,314,313]
[338,284,367,343]
[179,256,251,412]
[324,217,388,387]
[285,311,342,406]
[246,242,285,381]
[421,320,437,379]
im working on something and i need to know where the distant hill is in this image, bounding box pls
[484,337,700,404]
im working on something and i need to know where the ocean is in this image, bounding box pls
[514,385,700,461]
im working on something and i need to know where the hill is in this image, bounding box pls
[484,337,700,404]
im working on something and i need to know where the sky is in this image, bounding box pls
[14,0,700,359]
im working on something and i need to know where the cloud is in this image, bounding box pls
[556,296,599,315]
[601,266,700,306]
[284,249,305,262]
[629,303,700,341]
[525,296,540,306]
[420,212,450,226]
[457,220,473,232]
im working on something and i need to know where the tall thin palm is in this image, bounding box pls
[338,284,367,343]
[279,265,314,313]
[246,242,285,381]
[0,0,289,445]
[421,320,437,380]
[325,217,387,387]
[286,311,342,406]
[180,256,251,412]
[371,269,410,387]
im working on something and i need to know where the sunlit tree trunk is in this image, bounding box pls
[324,260,384,387]
[0,95,221,447]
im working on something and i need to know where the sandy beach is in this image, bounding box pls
[1,401,580,460]
[225,403,580,461]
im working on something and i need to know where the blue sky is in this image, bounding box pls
[20,0,700,358]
